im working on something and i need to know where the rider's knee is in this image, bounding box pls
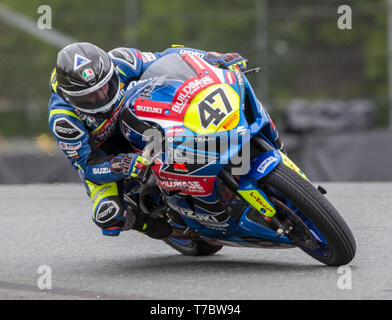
[85,180,126,235]
[92,196,125,233]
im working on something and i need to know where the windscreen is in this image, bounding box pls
[140,53,197,82]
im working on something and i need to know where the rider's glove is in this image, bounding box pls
[110,153,150,178]
[217,53,247,72]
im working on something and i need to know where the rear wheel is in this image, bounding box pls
[164,238,223,256]
[261,163,356,266]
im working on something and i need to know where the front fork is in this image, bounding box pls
[233,137,308,236]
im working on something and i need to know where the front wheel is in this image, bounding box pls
[164,238,223,256]
[261,163,356,266]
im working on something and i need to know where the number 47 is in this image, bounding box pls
[198,88,233,129]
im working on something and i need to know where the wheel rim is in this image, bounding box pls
[169,238,194,248]
[288,206,332,260]
[271,196,332,261]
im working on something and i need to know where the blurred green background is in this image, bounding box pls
[0,0,388,139]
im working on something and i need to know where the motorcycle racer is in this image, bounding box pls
[48,42,248,239]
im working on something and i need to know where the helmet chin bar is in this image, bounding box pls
[73,77,121,119]
[94,110,113,119]
[76,103,114,119]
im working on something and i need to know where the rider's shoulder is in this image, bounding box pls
[108,47,141,74]
[48,93,81,123]
[48,98,86,142]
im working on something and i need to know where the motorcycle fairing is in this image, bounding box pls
[121,53,302,245]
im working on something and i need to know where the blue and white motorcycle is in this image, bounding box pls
[120,53,356,266]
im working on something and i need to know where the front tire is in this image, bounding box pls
[261,163,356,266]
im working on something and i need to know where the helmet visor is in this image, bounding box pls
[63,72,120,114]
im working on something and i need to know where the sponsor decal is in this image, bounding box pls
[86,116,97,127]
[96,201,119,223]
[73,110,97,127]
[81,68,95,81]
[135,104,163,114]
[139,81,158,99]
[233,69,244,86]
[141,52,157,63]
[151,158,216,195]
[73,54,91,71]
[236,126,247,135]
[121,120,132,139]
[135,50,142,59]
[73,108,88,120]
[224,70,236,85]
[257,156,278,174]
[110,156,123,174]
[280,151,308,180]
[166,126,185,136]
[65,150,79,159]
[181,210,229,225]
[222,113,239,130]
[176,207,194,216]
[157,179,206,193]
[249,191,275,216]
[179,49,205,58]
[176,198,230,228]
[59,141,82,151]
[173,163,189,173]
[127,78,151,90]
[172,75,215,114]
[238,189,276,217]
[53,117,85,140]
[93,167,112,175]
[188,54,206,70]
[155,175,215,196]
[133,99,172,119]
[91,186,111,203]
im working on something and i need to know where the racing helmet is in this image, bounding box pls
[56,42,120,119]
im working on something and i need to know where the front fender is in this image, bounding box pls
[279,151,309,181]
[236,150,282,218]
[244,149,309,181]
[244,150,282,181]
[236,149,308,219]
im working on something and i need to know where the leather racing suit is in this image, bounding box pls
[48,45,238,236]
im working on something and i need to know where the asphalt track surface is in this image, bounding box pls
[0,183,390,300]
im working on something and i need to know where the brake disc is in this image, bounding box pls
[271,198,319,251]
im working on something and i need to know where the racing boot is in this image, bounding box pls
[137,215,173,240]
[124,208,172,240]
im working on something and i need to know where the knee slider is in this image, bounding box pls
[93,197,125,229]
[85,180,125,230]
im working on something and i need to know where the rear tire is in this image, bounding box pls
[164,238,223,256]
[261,163,356,266]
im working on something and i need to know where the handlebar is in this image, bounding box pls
[243,67,261,74]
